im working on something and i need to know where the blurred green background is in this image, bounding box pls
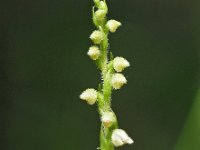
[0,0,200,150]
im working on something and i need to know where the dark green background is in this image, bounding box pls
[0,0,200,150]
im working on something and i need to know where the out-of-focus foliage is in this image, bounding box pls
[174,88,200,150]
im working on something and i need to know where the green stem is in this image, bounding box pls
[92,1,118,149]
[99,23,116,150]
[100,113,118,150]
[100,124,114,150]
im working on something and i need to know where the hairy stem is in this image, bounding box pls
[93,2,117,150]
[81,0,133,149]
[99,27,118,150]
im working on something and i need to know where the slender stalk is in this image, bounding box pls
[80,1,134,150]
[96,13,117,150]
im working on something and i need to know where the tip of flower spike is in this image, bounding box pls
[94,0,100,6]
[99,1,108,12]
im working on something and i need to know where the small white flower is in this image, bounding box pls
[80,88,97,105]
[90,30,103,44]
[106,20,122,33]
[95,9,107,20]
[111,129,134,147]
[111,73,127,90]
[87,46,101,60]
[113,57,130,72]
[101,112,115,127]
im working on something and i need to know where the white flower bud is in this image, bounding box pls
[80,88,97,105]
[101,112,115,128]
[87,46,101,60]
[99,1,108,12]
[90,30,103,44]
[111,129,134,147]
[95,9,107,20]
[111,73,127,90]
[106,20,122,33]
[113,57,130,72]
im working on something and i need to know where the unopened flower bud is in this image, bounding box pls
[111,129,134,147]
[80,88,97,105]
[111,73,127,90]
[106,20,122,33]
[113,57,130,72]
[94,0,100,6]
[87,46,101,60]
[90,30,103,44]
[95,9,107,20]
[101,112,115,127]
[99,1,108,12]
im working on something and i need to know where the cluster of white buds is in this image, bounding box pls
[80,88,98,105]
[111,57,130,89]
[111,129,134,147]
